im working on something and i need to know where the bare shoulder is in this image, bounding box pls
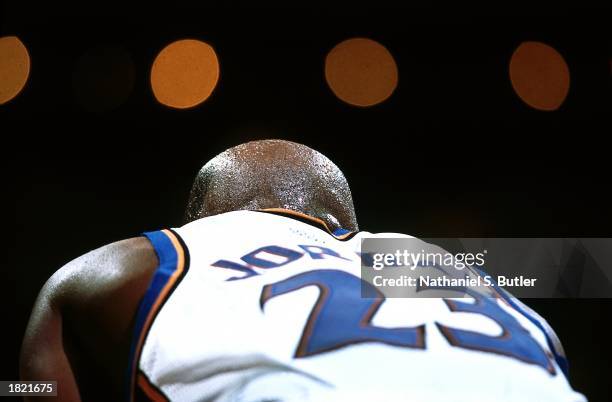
[47,237,158,307]
[43,237,158,346]
[26,237,159,399]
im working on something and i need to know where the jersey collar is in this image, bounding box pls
[258,208,357,240]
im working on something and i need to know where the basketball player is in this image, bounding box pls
[21,140,586,401]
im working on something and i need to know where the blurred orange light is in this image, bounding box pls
[509,41,570,111]
[0,35,31,105]
[151,39,220,109]
[325,37,398,107]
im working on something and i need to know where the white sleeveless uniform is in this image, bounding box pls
[126,209,586,402]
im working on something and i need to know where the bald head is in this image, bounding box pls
[185,140,358,231]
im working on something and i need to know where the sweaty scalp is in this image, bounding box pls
[185,139,358,231]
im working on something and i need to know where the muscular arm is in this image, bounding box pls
[20,275,80,402]
[20,237,158,402]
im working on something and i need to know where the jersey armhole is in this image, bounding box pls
[125,229,190,402]
[470,266,570,378]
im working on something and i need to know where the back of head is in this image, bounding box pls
[185,139,358,231]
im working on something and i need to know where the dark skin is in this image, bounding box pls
[184,139,358,232]
[21,140,358,401]
[20,237,158,402]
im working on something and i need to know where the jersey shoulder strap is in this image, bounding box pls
[125,229,190,402]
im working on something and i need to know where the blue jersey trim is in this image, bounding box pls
[332,227,351,237]
[473,267,569,378]
[125,230,188,402]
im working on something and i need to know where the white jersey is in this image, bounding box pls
[126,209,585,402]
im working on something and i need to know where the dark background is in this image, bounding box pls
[3,3,611,401]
